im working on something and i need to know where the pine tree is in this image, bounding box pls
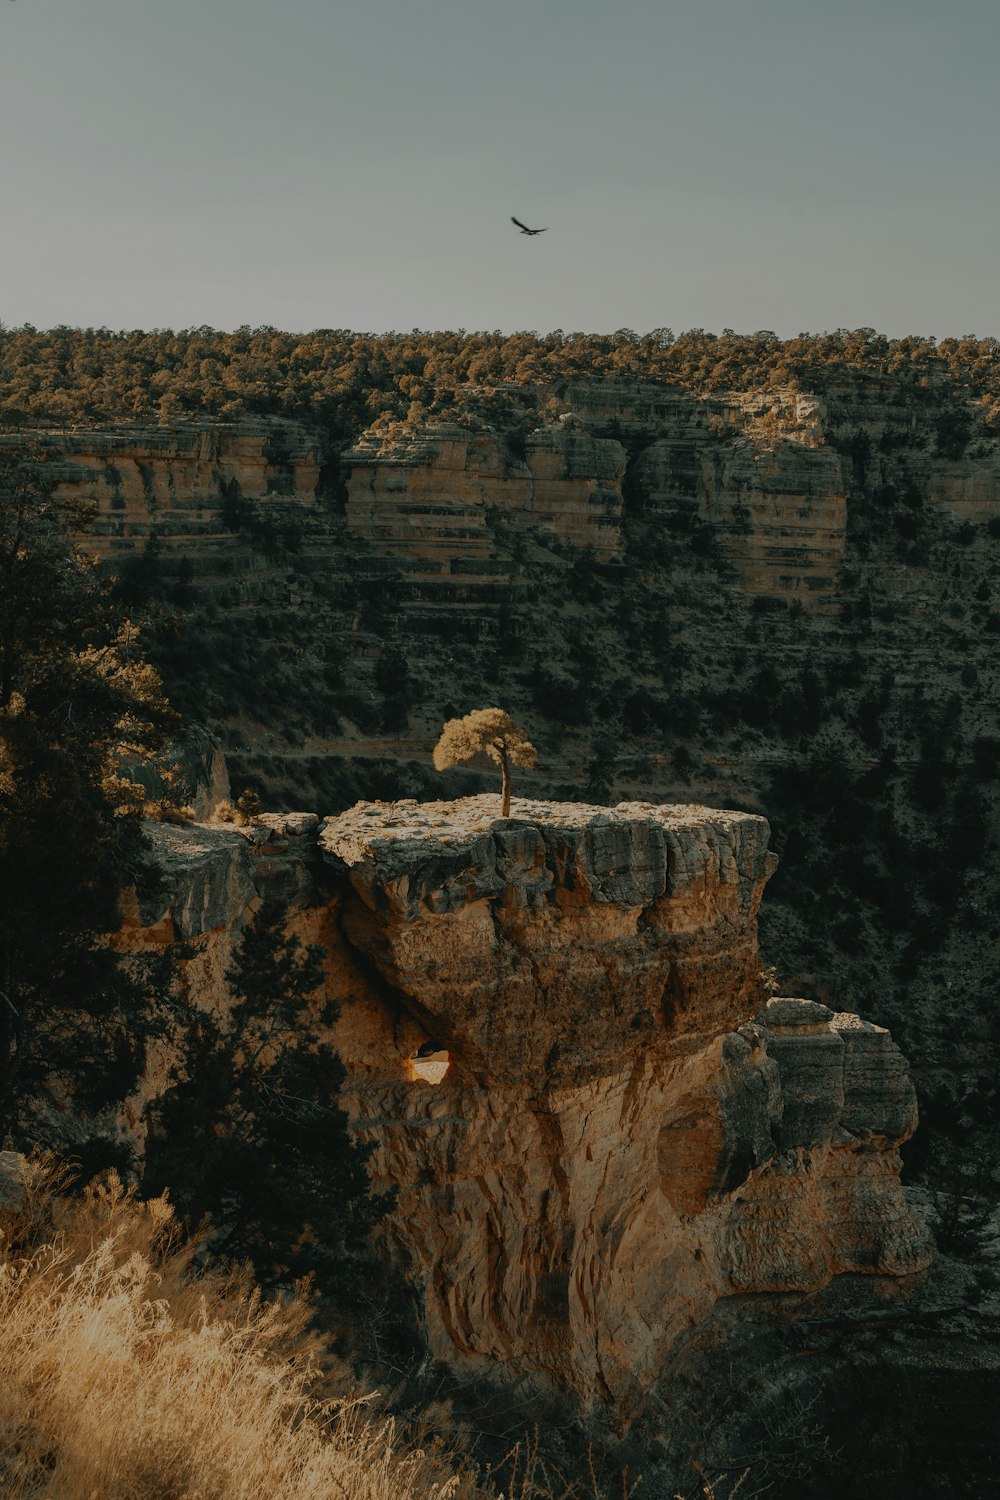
[432,707,537,815]
[144,897,387,1288]
[0,443,174,1165]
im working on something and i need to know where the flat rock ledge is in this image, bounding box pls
[319,797,777,1090]
[321,795,775,914]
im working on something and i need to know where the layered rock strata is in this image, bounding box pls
[321,799,930,1407]
[129,797,932,1412]
[14,374,1000,621]
[0,420,322,567]
[343,421,627,574]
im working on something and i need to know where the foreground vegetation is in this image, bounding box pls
[0,1163,655,1500]
[0,1164,466,1499]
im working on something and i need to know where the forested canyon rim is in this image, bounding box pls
[14,359,997,1144]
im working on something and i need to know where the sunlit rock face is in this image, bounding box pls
[128,798,932,1409]
[30,419,322,565]
[343,421,627,574]
[318,798,932,1410]
[125,799,933,1409]
[322,797,773,1091]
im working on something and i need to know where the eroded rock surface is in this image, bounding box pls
[315,798,932,1408]
[322,797,774,1092]
[125,797,931,1411]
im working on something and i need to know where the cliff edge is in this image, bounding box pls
[133,797,933,1412]
[320,798,931,1408]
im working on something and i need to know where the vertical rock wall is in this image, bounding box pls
[186,795,937,1413]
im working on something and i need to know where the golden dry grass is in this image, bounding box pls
[0,1163,643,1500]
[0,1164,473,1500]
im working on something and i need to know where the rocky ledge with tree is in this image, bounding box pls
[116,794,935,1420]
[432,707,537,818]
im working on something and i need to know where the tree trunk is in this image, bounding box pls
[499,746,511,817]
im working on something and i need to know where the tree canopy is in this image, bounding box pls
[2,325,1000,439]
[143,895,388,1289]
[433,708,537,816]
[0,444,173,1164]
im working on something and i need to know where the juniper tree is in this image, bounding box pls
[432,707,537,816]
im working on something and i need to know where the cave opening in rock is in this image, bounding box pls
[407,1041,451,1085]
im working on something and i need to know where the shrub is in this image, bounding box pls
[234,787,263,822]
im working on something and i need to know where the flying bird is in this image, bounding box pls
[511,216,548,236]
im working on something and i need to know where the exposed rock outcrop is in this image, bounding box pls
[129,797,932,1412]
[322,797,773,1091]
[344,421,627,576]
[43,419,322,565]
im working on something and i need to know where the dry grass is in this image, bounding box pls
[0,1164,640,1500]
[0,1164,471,1500]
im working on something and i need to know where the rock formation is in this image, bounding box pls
[3,420,319,565]
[128,797,932,1413]
[344,421,627,573]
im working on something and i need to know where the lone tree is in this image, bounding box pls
[433,707,536,816]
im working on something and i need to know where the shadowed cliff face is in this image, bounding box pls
[132,798,932,1412]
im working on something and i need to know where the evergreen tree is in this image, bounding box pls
[0,444,174,1163]
[144,896,387,1288]
[433,707,537,816]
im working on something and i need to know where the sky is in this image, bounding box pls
[1,0,997,338]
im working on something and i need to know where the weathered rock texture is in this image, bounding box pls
[49,419,320,555]
[129,797,932,1412]
[344,422,626,574]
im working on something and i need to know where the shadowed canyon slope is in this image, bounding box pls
[127,798,931,1412]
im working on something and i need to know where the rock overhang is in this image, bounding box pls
[319,797,777,1090]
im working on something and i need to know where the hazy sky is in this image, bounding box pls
[1,0,997,337]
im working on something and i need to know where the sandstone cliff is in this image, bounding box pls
[344,421,626,575]
[30,419,323,566]
[127,798,931,1413]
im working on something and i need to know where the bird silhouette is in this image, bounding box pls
[511,216,548,236]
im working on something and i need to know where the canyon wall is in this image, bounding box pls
[128,798,931,1413]
[41,419,322,566]
[10,375,1000,1170]
[344,421,627,575]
